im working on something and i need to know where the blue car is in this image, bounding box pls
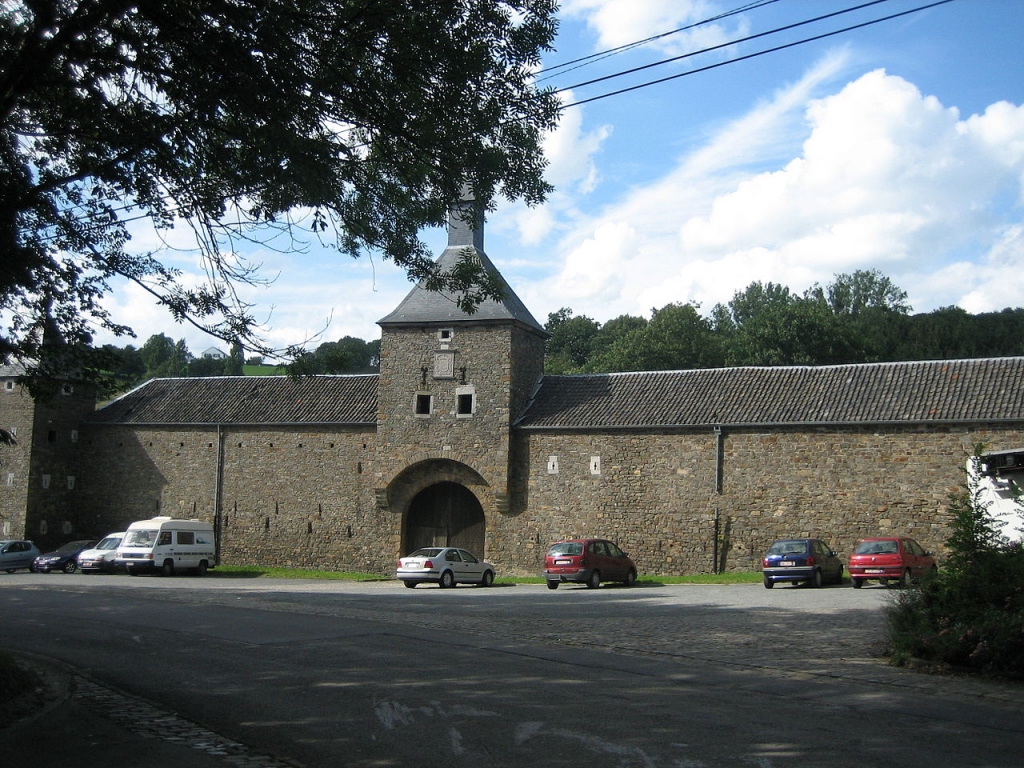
[762,538,844,588]
[33,540,96,574]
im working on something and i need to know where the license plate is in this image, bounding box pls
[555,559,571,565]
[779,561,795,567]
[865,568,884,573]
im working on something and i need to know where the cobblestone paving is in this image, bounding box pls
[72,676,302,767]
[38,575,1024,766]
[92,578,1024,709]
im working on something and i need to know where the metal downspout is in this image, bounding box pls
[214,424,224,565]
[713,426,723,573]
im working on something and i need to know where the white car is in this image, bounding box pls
[397,547,495,588]
[77,532,126,573]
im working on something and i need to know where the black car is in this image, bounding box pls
[762,538,844,588]
[33,540,96,574]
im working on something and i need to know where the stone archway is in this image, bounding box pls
[405,481,485,555]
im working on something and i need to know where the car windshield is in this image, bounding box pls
[95,536,121,550]
[854,540,899,555]
[548,542,583,556]
[408,548,443,558]
[124,529,157,546]
[768,540,809,556]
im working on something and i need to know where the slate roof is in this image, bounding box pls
[515,358,1024,430]
[84,358,1024,430]
[377,244,547,333]
[87,375,377,426]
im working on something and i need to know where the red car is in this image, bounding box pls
[543,538,637,589]
[848,537,937,588]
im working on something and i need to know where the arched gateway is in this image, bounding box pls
[405,481,485,554]
[386,459,491,557]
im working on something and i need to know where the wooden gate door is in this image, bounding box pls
[405,482,485,555]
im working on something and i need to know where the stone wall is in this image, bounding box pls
[0,379,96,548]
[499,424,1024,576]
[79,423,384,572]
[74,405,1023,578]
[0,381,35,540]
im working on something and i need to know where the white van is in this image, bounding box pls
[116,517,216,576]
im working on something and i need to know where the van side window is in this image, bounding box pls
[158,531,172,545]
[195,535,209,544]
[177,531,195,545]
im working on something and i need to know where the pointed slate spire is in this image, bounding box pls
[378,189,546,334]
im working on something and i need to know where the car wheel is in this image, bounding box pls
[763,577,774,589]
[5,568,15,574]
[479,570,494,587]
[403,580,418,588]
[196,560,208,576]
[62,559,77,574]
[623,569,637,587]
[546,580,559,590]
[811,569,823,588]
[439,570,455,589]
[836,566,845,585]
[586,571,601,589]
[900,568,913,588]
[851,577,863,589]
[28,563,37,573]
[161,560,174,577]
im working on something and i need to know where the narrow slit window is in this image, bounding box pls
[415,393,432,416]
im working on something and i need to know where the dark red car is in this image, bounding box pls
[543,538,637,589]
[848,537,937,588]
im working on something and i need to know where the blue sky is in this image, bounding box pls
[104,0,1024,355]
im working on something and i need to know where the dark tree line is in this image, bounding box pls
[98,334,380,393]
[545,270,1024,374]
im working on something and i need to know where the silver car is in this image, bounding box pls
[0,540,40,573]
[397,547,495,588]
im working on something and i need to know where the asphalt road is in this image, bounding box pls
[2,573,1022,767]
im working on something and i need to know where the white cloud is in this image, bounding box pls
[495,91,612,246]
[533,62,1024,323]
[561,0,744,56]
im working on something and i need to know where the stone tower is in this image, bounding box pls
[375,195,547,558]
[0,354,96,549]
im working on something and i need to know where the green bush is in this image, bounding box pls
[885,448,1024,678]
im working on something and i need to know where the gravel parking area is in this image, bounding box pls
[15,573,1022,707]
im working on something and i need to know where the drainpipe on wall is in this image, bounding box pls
[713,425,724,574]
[214,424,224,565]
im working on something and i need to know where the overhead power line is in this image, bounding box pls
[560,0,957,109]
[538,0,782,83]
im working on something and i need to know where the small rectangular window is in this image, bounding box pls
[4,381,13,391]
[415,394,432,416]
[70,430,78,443]
[42,474,51,489]
[47,429,57,443]
[177,531,195,545]
[66,476,75,490]
[457,393,474,415]
[61,384,74,395]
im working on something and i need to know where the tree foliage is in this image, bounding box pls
[885,447,1024,679]
[543,270,1024,374]
[1,0,560,384]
